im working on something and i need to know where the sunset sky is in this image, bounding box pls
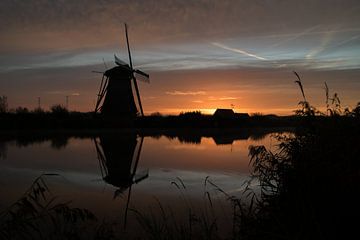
[1,0,359,115]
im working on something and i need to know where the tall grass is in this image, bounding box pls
[0,174,104,240]
[129,177,236,240]
[237,72,360,239]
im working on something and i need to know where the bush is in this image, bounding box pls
[0,96,8,113]
[15,107,29,114]
[50,104,69,116]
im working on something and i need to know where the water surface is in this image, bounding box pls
[0,129,282,235]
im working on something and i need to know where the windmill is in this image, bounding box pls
[94,23,149,117]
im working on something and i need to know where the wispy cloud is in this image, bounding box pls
[45,91,80,96]
[208,96,237,101]
[143,96,158,100]
[268,25,321,48]
[219,97,237,100]
[306,29,335,59]
[166,145,206,150]
[211,42,267,60]
[166,90,206,96]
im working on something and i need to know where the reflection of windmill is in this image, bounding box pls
[94,23,150,117]
[93,134,148,228]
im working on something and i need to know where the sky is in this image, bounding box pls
[1,0,360,115]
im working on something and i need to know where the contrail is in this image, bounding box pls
[332,34,360,48]
[306,30,335,59]
[269,25,321,48]
[212,42,267,60]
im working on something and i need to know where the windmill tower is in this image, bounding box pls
[94,23,149,117]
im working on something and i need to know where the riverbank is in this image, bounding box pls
[0,110,346,130]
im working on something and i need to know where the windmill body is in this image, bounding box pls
[101,65,138,117]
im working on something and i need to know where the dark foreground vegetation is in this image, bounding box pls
[234,75,360,239]
[240,115,360,239]
[1,74,360,239]
[0,108,300,130]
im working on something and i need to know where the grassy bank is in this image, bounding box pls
[0,108,301,130]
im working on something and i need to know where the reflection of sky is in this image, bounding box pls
[0,135,274,212]
[1,135,272,174]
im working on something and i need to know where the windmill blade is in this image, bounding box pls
[124,23,144,116]
[93,137,108,177]
[134,169,149,184]
[131,136,144,177]
[102,58,108,69]
[134,71,150,83]
[134,69,149,78]
[123,136,144,229]
[125,23,133,69]
[94,75,109,113]
[114,54,128,66]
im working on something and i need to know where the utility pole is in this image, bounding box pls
[38,97,41,109]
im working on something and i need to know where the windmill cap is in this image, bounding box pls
[104,66,132,78]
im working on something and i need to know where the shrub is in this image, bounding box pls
[0,96,8,113]
[50,104,69,116]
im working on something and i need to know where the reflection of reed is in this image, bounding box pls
[0,141,7,159]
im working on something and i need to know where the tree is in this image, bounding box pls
[352,102,360,117]
[15,107,29,114]
[50,104,69,117]
[0,95,8,113]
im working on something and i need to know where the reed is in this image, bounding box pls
[0,174,98,239]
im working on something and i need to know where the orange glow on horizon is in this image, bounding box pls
[3,67,359,117]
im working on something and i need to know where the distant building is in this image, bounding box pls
[213,109,235,118]
[213,109,250,119]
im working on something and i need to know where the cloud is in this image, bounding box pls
[268,25,321,48]
[143,96,157,100]
[208,96,237,101]
[218,97,237,100]
[45,91,80,96]
[45,91,65,95]
[166,91,206,96]
[166,145,206,150]
[2,0,360,53]
[212,42,267,61]
[306,29,335,59]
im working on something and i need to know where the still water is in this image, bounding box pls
[0,129,282,236]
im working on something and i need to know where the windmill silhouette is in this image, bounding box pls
[94,23,149,117]
[94,133,148,228]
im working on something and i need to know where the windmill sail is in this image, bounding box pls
[114,54,128,66]
[134,71,150,83]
